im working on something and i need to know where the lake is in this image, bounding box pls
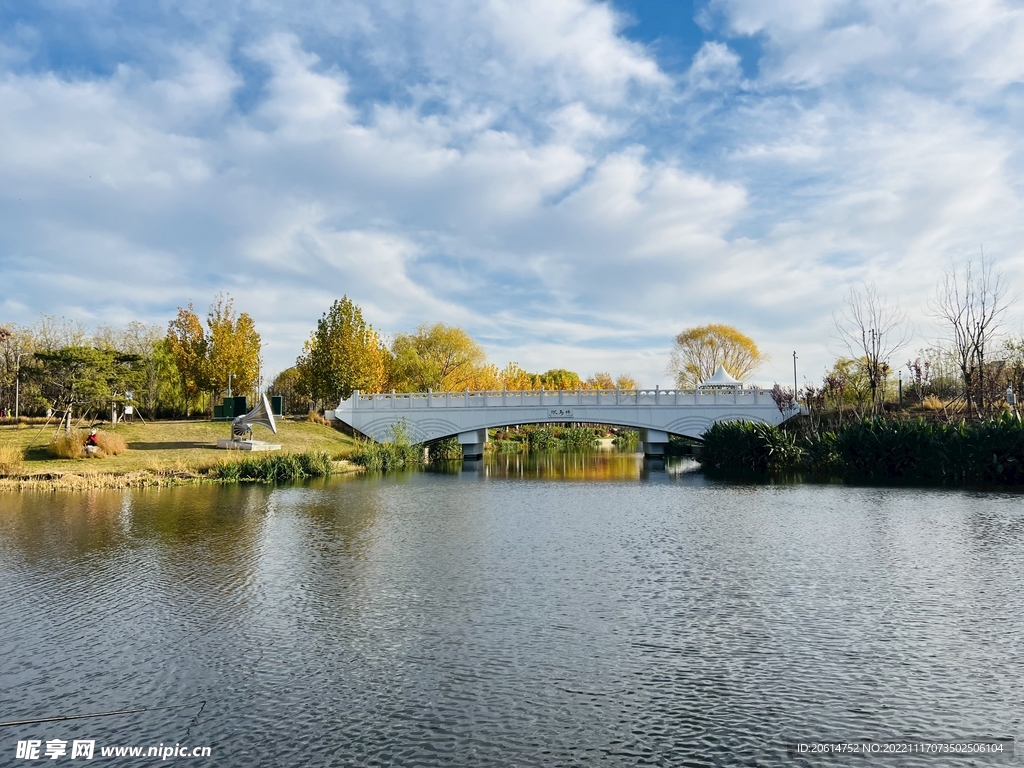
[1,454,1021,766]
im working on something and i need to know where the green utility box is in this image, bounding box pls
[214,404,225,419]
[271,396,283,416]
[233,396,248,416]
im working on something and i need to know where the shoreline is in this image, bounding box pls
[0,460,364,492]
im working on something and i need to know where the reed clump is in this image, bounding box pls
[95,432,127,456]
[50,430,86,459]
[351,421,423,472]
[215,450,334,482]
[0,444,25,476]
[49,429,129,459]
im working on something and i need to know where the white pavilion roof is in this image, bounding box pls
[699,364,743,387]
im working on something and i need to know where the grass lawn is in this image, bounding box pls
[0,417,360,479]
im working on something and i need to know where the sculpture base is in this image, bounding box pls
[217,439,282,451]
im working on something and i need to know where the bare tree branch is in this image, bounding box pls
[930,251,1014,416]
[832,284,912,414]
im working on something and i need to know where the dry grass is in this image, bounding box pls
[922,394,944,411]
[95,431,127,456]
[50,430,86,459]
[0,444,24,476]
[306,411,331,426]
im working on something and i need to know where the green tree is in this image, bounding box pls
[95,321,171,417]
[390,323,486,391]
[296,297,390,408]
[30,346,139,420]
[206,294,262,403]
[269,366,307,415]
[668,324,767,388]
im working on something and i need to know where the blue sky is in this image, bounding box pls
[2,0,1023,388]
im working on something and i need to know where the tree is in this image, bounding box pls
[30,346,138,420]
[95,321,170,416]
[498,362,536,390]
[586,372,640,390]
[166,303,208,417]
[206,294,262,403]
[833,284,910,414]
[269,366,307,415]
[615,373,639,390]
[538,369,583,389]
[931,254,1013,416]
[390,323,486,391]
[668,324,768,388]
[296,297,390,408]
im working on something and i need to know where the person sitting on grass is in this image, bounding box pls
[85,429,99,456]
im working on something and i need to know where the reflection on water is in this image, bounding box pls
[1,471,1022,766]
[435,450,699,481]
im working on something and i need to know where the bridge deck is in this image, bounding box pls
[326,387,790,444]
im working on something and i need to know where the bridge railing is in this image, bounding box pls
[338,387,774,409]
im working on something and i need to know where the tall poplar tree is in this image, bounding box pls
[166,303,208,417]
[206,294,261,403]
[296,297,390,409]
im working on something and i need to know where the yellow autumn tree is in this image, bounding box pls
[206,294,262,403]
[166,303,208,416]
[296,297,391,408]
[390,323,487,391]
[668,324,767,387]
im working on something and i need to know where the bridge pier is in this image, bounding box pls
[638,428,669,458]
[457,429,488,460]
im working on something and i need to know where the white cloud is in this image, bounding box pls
[1,0,1024,389]
[687,41,743,91]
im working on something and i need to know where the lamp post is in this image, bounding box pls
[792,351,798,404]
[14,352,28,419]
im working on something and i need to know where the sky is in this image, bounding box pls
[1,0,1023,389]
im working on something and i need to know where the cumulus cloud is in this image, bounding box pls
[0,0,1022,387]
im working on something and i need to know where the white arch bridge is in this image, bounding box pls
[326,387,793,459]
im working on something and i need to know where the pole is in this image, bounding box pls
[899,370,903,408]
[793,351,798,403]
[14,352,27,419]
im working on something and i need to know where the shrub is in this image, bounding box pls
[612,429,639,449]
[0,444,24,475]
[428,436,463,461]
[50,430,85,459]
[700,414,1024,486]
[527,427,558,451]
[561,426,599,451]
[493,439,523,454]
[700,420,803,475]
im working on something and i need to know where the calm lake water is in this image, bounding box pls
[1,454,1022,766]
